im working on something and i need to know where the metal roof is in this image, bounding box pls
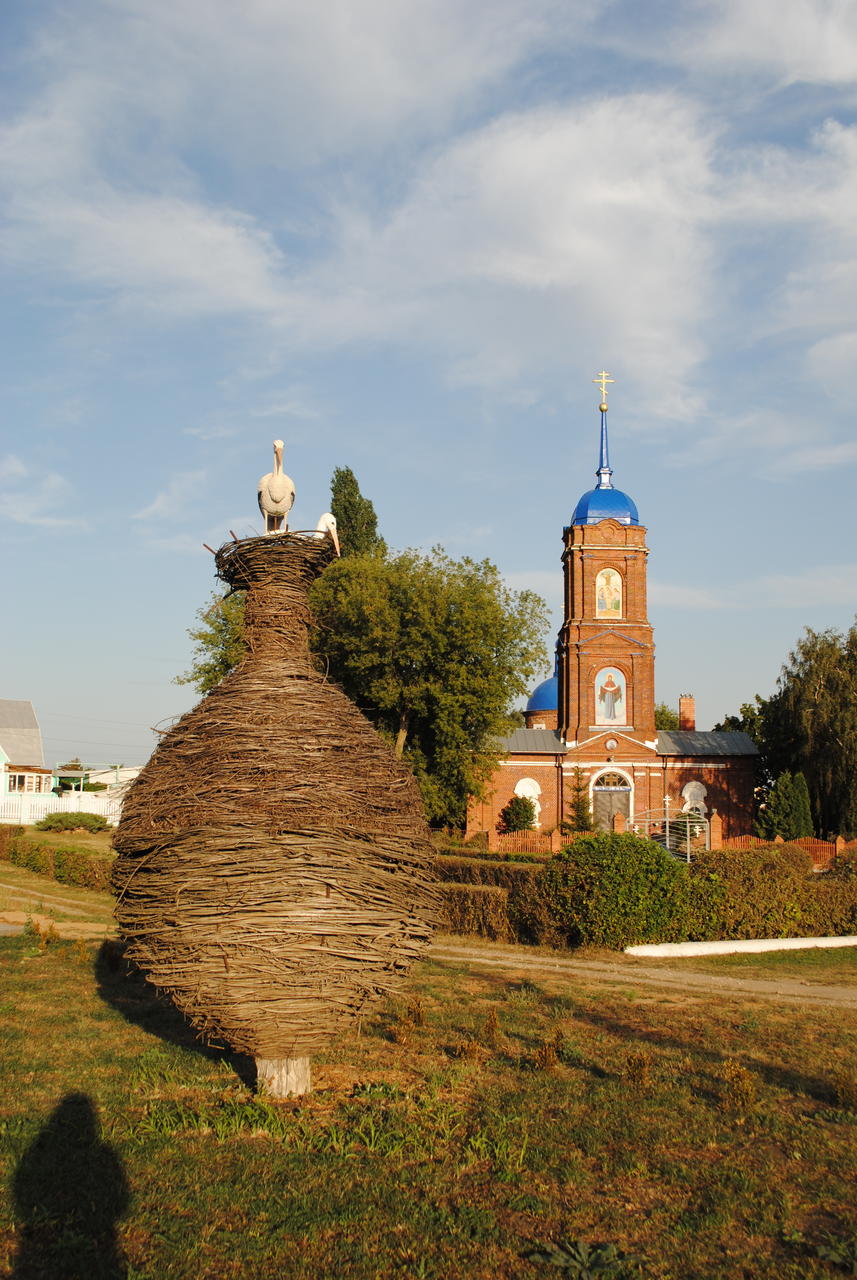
[498,728,566,754]
[0,699,45,766]
[656,730,758,757]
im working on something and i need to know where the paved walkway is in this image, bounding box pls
[431,942,857,1010]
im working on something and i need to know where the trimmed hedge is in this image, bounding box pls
[509,832,695,949]
[434,854,541,892]
[439,884,513,942]
[35,811,109,833]
[1,835,114,892]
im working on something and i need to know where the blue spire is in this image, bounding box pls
[570,386,640,526]
[596,407,612,489]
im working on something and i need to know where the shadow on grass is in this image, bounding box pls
[574,1005,839,1104]
[12,1092,129,1280]
[94,940,256,1087]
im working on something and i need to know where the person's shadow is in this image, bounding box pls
[11,1092,129,1280]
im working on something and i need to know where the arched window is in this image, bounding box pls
[595,568,622,619]
[514,777,542,828]
[681,780,708,816]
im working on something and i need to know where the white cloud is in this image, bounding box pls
[652,563,857,611]
[134,470,208,521]
[0,456,28,482]
[0,470,86,528]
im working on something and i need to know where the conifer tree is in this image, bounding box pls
[330,466,387,559]
[567,767,594,832]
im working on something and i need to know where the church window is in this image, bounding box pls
[514,777,542,828]
[595,568,622,618]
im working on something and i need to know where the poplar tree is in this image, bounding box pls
[330,466,386,559]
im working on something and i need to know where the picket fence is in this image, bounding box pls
[0,791,123,827]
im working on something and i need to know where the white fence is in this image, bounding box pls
[0,791,124,827]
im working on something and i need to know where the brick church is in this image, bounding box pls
[466,378,757,843]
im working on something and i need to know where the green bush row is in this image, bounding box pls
[440,835,857,950]
[1,835,115,893]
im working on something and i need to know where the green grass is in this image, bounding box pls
[1,936,856,1278]
[16,825,115,856]
[640,945,857,986]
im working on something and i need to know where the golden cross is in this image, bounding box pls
[593,370,614,406]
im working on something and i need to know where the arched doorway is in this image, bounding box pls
[591,770,632,832]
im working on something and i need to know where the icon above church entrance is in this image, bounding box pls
[595,568,622,618]
[595,667,627,725]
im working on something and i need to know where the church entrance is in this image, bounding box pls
[592,771,631,831]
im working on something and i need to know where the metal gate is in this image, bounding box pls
[631,801,710,861]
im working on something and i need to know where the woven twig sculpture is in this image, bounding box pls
[112,535,439,1095]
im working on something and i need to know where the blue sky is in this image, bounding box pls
[3,0,857,767]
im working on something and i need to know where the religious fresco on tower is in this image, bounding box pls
[595,666,627,725]
[595,568,622,618]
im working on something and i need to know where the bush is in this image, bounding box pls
[35,811,109,833]
[497,795,535,834]
[434,854,541,892]
[511,832,694,949]
[690,844,815,940]
[439,883,513,941]
[2,835,114,892]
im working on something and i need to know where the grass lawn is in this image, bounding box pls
[15,826,115,856]
[1,935,856,1278]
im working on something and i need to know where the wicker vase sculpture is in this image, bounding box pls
[112,534,439,1096]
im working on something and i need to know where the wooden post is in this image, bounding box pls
[612,812,626,834]
[256,1056,312,1098]
[836,835,846,853]
[709,809,722,850]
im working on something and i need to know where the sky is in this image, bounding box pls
[2,0,857,768]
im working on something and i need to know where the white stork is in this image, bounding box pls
[258,439,296,534]
[308,512,341,556]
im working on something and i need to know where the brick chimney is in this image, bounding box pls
[678,694,696,731]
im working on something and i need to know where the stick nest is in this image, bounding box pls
[113,534,438,1057]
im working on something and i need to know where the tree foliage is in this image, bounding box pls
[309,547,548,826]
[566,767,594,832]
[330,466,386,559]
[497,795,535,834]
[175,590,246,696]
[754,770,814,840]
[718,621,857,837]
[654,702,679,730]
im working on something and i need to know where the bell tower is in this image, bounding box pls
[557,375,656,747]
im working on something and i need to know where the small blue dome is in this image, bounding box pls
[527,675,558,712]
[571,486,639,526]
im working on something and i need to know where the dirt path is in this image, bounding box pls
[431,941,857,1010]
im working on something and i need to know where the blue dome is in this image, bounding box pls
[571,486,639,526]
[527,675,558,712]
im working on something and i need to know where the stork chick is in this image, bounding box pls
[258,439,296,534]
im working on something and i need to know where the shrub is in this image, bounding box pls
[690,844,815,940]
[439,883,513,941]
[3,836,114,892]
[35,811,109,833]
[497,795,535,834]
[511,832,694,949]
[434,854,541,892]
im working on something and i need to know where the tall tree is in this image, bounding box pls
[330,467,386,559]
[309,548,548,826]
[719,623,857,837]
